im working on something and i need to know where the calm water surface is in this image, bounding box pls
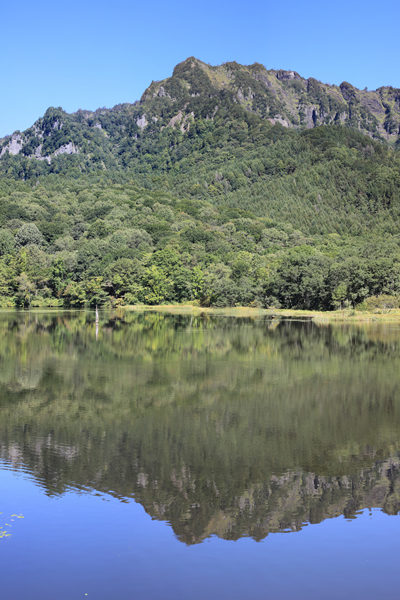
[0,311,399,599]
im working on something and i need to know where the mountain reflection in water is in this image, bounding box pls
[0,310,399,545]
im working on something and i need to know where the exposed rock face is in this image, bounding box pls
[302,105,318,128]
[150,84,171,100]
[135,58,400,143]
[34,144,43,158]
[276,70,302,81]
[268,114,291,127]
[0,133,24,156]
[0,57,399,175]
[360,94,385,115]
[168,111,183,128]
[136,114,148,129]
[53,142,79,156]
[167,110,194,133]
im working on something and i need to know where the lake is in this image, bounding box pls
[1,310,399,599]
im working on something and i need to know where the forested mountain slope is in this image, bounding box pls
[0,58,400,309]
[1,57,400,177]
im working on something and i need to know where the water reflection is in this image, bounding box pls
[0,310,399,544]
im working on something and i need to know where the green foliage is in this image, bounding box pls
[15,223,44,248]
[63,282,86,307]
[0,58,400,309]
[84,277,109,307]
[0,229,15,256]
[332,283,349,309]
[0,166,398,309]
[15,273,35,307]
[359,295,400,312]
[265,250,332,310]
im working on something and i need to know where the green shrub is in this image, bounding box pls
[359,295,400,312]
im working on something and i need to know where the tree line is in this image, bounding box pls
[0,162,399,309]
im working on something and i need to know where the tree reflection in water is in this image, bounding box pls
[0,310,399,544]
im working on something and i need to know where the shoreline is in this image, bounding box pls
[2,304,400,323]
[124,304,400,323]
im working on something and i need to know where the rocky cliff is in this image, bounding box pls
[1,58,399,168]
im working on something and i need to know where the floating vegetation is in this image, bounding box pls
[0,513,24,539]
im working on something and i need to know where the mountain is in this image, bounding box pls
[1,57,400,172]
[141,58,400,141]
[0,58,400,310]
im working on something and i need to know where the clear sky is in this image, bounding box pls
[1,0,399,138]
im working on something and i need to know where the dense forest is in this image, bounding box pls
[1,58,400,309]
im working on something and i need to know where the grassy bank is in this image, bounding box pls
[124,304,400,323]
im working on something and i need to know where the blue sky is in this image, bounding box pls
[1,0,399,138]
